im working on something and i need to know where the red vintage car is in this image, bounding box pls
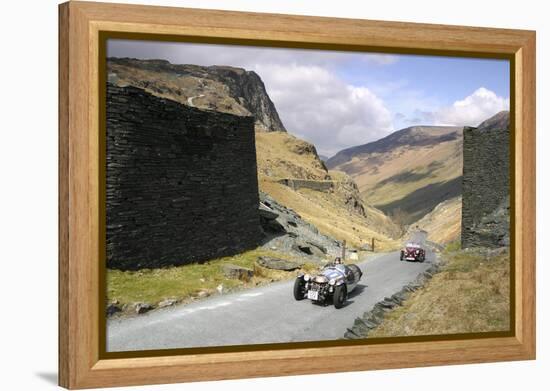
[400,242,426,262]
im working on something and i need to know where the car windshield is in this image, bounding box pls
[406,243,420,248]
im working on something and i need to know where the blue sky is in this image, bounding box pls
[108,40,510,156]
[336,55,509,130]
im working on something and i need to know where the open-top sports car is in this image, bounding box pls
[400,243,426,262]
[293,258,363,308]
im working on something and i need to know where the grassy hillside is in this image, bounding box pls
[259,180,400,250]
[108,57,286,132]
[369,246,510,337]
[406,197,462,245]
[255,131,400,247]
[255,132,329,180]
[328,126,463,224]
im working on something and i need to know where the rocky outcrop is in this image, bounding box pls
[258,192,343,259]
[461,111,510,248]
[222,264,254,281]
[255,133,330,181]
[257,256,303,271]
[209,65,287,132]
[331,173,367,217]
[134,303,154,314]
[108,57,286,133]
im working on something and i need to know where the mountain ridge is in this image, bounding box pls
[108,57,400,248]
[326,125,464,225]
[326,125,462,168]
[107,57,287,133]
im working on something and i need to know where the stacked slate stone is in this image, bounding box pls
[106,84,263,270]
[344,262,441,339]
[461,111,510,248]
[277,178,334,192]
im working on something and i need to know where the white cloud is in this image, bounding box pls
[254,63,394,156]
[107,40,397,155]
[433,87,509,126]
[107,39,397,72]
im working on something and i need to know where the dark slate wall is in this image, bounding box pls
[277,178,334,192]
[106,84,263,270]
[461,125,510,248]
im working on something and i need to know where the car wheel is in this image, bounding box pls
[293,278,306,300]
[333,285,347,309]
[400,251,404,261]
[347,264,363,282]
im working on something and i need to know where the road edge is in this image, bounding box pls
[343,253,443,339]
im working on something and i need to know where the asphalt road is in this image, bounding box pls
[107,247,435,352]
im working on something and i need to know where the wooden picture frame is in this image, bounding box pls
[59,1,536,389]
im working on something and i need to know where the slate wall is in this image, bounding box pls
[277,178,334,192]
[106,84,262,270]
[461,125,510,248]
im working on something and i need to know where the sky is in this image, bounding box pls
[108,39,510,157]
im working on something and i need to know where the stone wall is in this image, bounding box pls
[277,178,334,192]
[461,114,510,248]
[106,84,263,270]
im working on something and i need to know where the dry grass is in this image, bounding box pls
[405,196,462,245]
[330,129,463,225]
[255,132,328,180]
[254,132,400,250]
[353,139,462,207]
[369,246,510,337]
[107,248,318,312]
[108,61,251,117]
[259,179,400,251]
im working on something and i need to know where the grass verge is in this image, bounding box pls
[107,248,318,315]
[368,244,510,337]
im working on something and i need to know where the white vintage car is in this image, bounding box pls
[293,259,363,308]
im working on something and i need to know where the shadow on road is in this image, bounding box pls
[348,283,367,299]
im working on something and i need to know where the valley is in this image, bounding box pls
[327,125,463,228]
[102,44,512,352]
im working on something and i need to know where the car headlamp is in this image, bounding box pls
[329,278,336,286]
[304,274,311,282]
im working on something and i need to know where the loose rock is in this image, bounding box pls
[158,298,177,308]
[222,264,254,281]
[106,303,121,317]
[257,256,303,271]
[134,302,154,314]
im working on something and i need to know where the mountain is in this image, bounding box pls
[107,57,286,132]
[255,132,329,180]
[318,154,329,162]
[108,57,400,248]
[327,126,463,224]
[256,131,401,246]
[476,110,510,132]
